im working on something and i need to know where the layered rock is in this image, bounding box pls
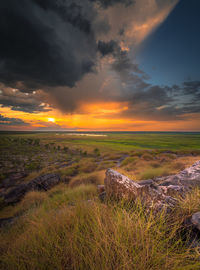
[156,160,200,188]
[4,173,61,204]
[103,161,200,211]
[104,169,177,211]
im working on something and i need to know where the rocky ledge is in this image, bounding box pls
[3,173,61,204]
[99,160,200,213]
[97,160,200,245]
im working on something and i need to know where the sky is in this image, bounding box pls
[0,0,200,131]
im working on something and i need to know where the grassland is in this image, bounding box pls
[1,131,200,269]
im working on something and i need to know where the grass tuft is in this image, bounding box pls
[69,171,105,187]
[1,194,200,270]
[138,167,171,180]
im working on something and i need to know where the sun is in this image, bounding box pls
[48,117,55,123]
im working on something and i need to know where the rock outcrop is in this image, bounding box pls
[104,169,177,212]
[0,172,27,189]
[156,160,200,188]
[191,212,200,231]
[103,161,200,212]
[3,173,61,204]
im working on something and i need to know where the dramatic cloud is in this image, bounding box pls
[0,0,138,91]
[0,114,29,126]
[0,0,100,90]
[0,0,177,90]
[90,0,134,8]
[97,40,118,56]
[101,0,179,45]
[183,81,200,95]
[0,84,50,113]
[0,0,185,129]
[112,82,200,121]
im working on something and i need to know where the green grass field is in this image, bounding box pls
[2,131,200,151]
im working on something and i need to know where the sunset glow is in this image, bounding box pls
[48,118,55,123]
[0,0,199,132]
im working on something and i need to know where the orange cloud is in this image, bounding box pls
[1,103,200,131]
[79,102,129,115]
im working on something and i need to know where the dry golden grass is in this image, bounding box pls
[0,191,47,219]
[120,157,138,167]
[1,186,200,270]
[118,155,200,181]
[1,144,200,270]
[115,168,137,181]
[69,170,105,187]
[78,158,98,173]
[138,167,171,180]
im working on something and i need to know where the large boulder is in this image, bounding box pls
[105,169,176,211]
[4,173,61,204]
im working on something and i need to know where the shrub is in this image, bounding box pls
[34,139,40,146]
[82,151,87,157]
[120,157,138,167]
[78,159,97,173]
[169,162,185,171]
[149,161,161,168]
[98,160,116,170]
[132,151,143,157]
[17,191,47,214]
[25,161,40,171]
[191,150,200,156]
[138,167,170,180]
[104,153,121,160]
[59,166,78,177]
[45,144,49,149]
[141,153,154,161]
[94,148,100,157]
[69,171,104,187]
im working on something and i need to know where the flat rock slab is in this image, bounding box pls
[0,217,17,228]
[156,161,200,188]
[4,174,61,204]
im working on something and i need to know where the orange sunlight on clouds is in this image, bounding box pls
[1,102,200,132]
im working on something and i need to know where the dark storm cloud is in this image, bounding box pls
[98,40,143,76]
[0,85,50,113]
[131,86,172,105]
[0,0,100,90]
[0,114,29,126]
[183,81,200,95]
[90,0,134,8]
[0,0,136,92]
[0,0,197,124]
[98,39,146,92]
[97,40,118,56]
[118,81,200,121]
[111,50,145,82]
